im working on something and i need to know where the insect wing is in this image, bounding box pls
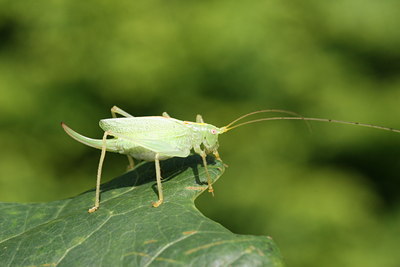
[100,117,192,157]
[110,133,191,157]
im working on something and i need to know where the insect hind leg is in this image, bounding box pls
[110,106,136,169]
[111,106,134,118]
[88,131,110,213]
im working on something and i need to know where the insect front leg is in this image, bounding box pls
[88,131,110,213]
[152,153,164,207]
[111,105,134,118]
[196,114,204,123]
[194,146,214,195]
[213,150,228,167]
[213,150,222,161]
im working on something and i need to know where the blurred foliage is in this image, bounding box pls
[0,0,399,266]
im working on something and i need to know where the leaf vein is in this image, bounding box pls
[143,232,196,267]
[55,213,112,265]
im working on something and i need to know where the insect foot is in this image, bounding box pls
[208,187,215,197]
[208,185,214,193]
[152,200,163,208]
[88,206,99,213]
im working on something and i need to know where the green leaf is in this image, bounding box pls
[0,156,283,266]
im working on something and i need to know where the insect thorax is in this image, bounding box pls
[184,122,220,153]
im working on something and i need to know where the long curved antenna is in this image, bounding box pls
[224,109,307,128]
[224,117,400,134]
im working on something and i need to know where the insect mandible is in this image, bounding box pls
[62,106,400,213]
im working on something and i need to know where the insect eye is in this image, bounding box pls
[211,129,217,134]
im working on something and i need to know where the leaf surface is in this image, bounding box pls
[0,156,282,266]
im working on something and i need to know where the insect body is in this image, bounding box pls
[62,106,400,213]
[62,106,225,212]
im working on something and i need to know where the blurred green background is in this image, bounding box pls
[1,0,400,266]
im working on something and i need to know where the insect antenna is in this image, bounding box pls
[223,109,311,130]
[223,116,400,134]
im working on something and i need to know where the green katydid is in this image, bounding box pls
[62,106,400,213]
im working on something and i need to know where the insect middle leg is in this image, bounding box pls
[152,153,164,207]
[88,131,110,213]
[126,155,135,171]
[162,112,171,118]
